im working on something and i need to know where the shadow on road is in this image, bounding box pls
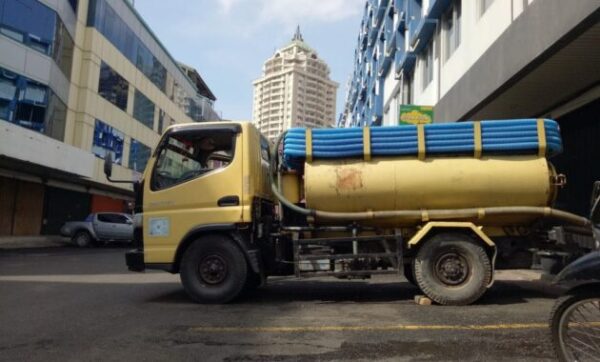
[479,280,561,305]
[148,279,419,305]
[147,278,559,306]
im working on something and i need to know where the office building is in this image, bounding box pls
[0,0,219,236]
[253,27,338,142]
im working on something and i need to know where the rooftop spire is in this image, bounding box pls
[292,25,303,42]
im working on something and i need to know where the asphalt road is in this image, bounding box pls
[0,247,564,361]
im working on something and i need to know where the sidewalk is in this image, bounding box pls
[0,235,71,250]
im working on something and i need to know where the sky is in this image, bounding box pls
[134,0,365,121]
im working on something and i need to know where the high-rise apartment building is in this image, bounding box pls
[253,27,338,141]
[0,0,219,237]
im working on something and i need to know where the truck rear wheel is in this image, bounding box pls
[180,235,247,304]
[414,233,492,306]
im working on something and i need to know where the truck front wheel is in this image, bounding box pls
[414,233,492,306]
[180,235,248,304]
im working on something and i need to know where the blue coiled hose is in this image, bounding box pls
[282,119,562,169]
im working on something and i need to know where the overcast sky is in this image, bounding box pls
[134,0,364,120]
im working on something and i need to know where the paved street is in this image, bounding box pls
[0,247,563,361]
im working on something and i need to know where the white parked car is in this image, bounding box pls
[60,212,134,247]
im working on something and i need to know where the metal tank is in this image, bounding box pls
[303,155,558,224]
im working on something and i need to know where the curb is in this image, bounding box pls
[0,236,71,250]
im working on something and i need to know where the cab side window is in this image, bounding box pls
[151,131,235,190]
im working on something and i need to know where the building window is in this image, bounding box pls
[422,40,434,90]
[0,0,54,55]
[0,0,74,79]
[133,90,155,129]
[0,66,66,141]
[68,0,78,14]
[158,109,165,134]
[44,93,67,141]
[92,119,124,165]
[185,97,202,122]
[87,0,167,92]
[479,0,494,16]
[443,0,461,62]
[98,62,128,111]
[129,138,151,173]
[52,18,74,79]
[15,81,47,130]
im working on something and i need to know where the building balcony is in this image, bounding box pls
[405,0,423,42]
[395,50,416,76]
[427,0,453,19]
[372,0,389,29]
[410,18,438,54]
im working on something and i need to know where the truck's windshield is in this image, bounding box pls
[151,132,234,190]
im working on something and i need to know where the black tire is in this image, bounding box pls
[403,262,416,286]
[550,288,600,362]
[180,235,248,304]
[414,232,492,306]
[72,231,93,248]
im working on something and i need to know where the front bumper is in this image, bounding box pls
[125,249,145,272]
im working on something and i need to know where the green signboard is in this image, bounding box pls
[399,105,434,125]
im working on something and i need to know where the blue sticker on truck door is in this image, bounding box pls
[149,217,169,237]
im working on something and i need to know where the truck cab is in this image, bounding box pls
[124,122,273,301]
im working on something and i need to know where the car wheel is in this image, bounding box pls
[73,231,93,248]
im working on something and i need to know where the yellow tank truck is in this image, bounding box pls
[103,120,595,305]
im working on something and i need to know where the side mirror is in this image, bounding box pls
[103,153,134,184]
[104,153,113,178]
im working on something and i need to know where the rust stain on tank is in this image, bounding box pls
[335,167,363,193]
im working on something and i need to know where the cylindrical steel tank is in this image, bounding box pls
[304,155,556,213]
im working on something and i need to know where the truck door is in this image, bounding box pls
[143,124,243,264]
